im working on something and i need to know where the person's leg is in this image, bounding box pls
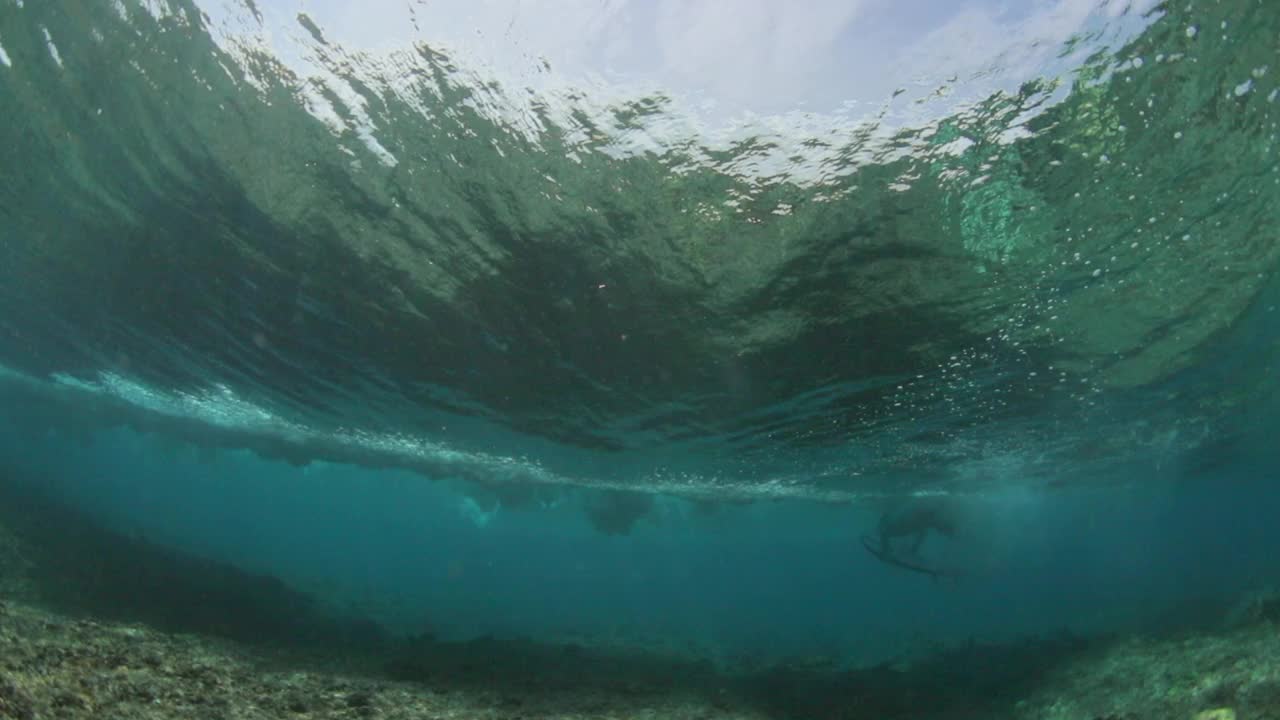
[909,529,926,553]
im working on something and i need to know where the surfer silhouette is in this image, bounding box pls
[862,497,963,581]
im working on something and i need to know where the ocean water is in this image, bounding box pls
[0,0,1278,690]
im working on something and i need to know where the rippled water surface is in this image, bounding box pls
[0,0,1277,501]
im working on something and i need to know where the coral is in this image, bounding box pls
[0,599,762,720]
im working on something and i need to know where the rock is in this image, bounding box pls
[1195,708,1236,720]
[52,690,90,710]
[0,673,36,720]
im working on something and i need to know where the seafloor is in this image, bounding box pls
[0,480,1276,720]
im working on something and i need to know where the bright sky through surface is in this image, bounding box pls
[208,0,1160,126]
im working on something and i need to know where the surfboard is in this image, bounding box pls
[860,534,959,583]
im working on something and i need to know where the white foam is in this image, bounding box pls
[41,27,61,68]
[0,363,873,504]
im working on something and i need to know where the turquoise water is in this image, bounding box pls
[0,0,1278,669]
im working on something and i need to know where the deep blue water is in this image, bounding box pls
[0,0,1278,671]
[2,404,1278,666]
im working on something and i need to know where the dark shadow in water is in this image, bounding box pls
[736,634,1096,720]
[376,631,1103,720]
[585,489,657,535]
[0,466,1105,720]
[0,469,386,651]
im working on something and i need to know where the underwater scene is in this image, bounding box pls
[0,0,1278,717]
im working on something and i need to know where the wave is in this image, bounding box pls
[0,0,1277,500]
